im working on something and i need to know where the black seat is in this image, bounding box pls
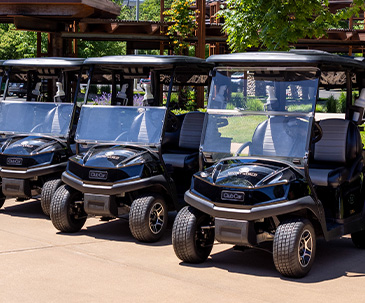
[309,118,363,187]
[247,116,307,158]
[162,111,205,169]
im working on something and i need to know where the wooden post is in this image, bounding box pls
[196,0,206,108]
[160,0,165,55]
[37,32,42,57]
[196,0,206,59]
[349,16,353,56]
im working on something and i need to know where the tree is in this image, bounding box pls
[140,0,173,21]
[0,24,47,59]
[218,0,365,51]
[164,0,199,55]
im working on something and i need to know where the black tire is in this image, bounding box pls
[351,230,365,248]
[129,195,168,242]
[50,185,86,233]
[172,206,214,263]
[0,189,5,209]
[0,197,5,209]
[273,218,316,278]
[41,178,62,216]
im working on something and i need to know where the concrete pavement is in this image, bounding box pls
[1,198,365,302]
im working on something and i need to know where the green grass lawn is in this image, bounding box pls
[218,115,267,143]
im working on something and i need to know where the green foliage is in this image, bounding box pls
[246,98,264,111]
[338,91,347,113]
[326,95,337,113]
[100,85,111,94]
[78,40,126,58]
[315,104,327,113]
[217,0,365,51]
[164,0,199,54]
[0,24,47,59]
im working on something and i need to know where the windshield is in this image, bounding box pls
[75,105,166,145]
[0,101,73,138]
[203,67,318,164]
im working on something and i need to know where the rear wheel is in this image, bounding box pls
[172,206,214,263]
[351,230,365,248]
[41,178,62,216]
[129,195,168,242]
[273,218,316,278]
[50,185,86,233]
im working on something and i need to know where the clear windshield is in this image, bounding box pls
[203,67,318,164]
[75,105,166,145]
[0,101,73,138]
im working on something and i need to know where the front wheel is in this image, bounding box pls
[50,185,86,233]
[41,178,62,216]
[129,195,168,242]
[351,230,365,248]
[172,206,214,263]
[0,189,5,209]
[273,218,316,278]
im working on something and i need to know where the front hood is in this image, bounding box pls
[192,158,307,206]
[72,145,152,168]
[198,158,301,188]
[1,136,63,155]
[66,145,162,183]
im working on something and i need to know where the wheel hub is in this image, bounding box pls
[298,229,313,267]
[149,202,164,234]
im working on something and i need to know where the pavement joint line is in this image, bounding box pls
[0,237,114,255]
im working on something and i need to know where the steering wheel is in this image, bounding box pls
[165,111,180,132]
[30,123,44,133]
[312,121,323,143]
[114,131,128,142]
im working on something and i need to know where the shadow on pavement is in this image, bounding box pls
[179,237,365,283]
[0,198,48,220]
[55,211,176,247]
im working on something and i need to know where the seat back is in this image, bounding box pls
[250,116,297,157]
[179,112,205,150]
[312,119,362,165]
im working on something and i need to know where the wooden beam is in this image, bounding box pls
[1,4,96,18]
[14,16,63,32]
[0,0,120,17]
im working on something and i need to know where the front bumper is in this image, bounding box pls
[62,171,168,196]
[0,163,66,179]
[184,190,318,221]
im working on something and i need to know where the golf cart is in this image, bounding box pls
[50,55,212,242]
[0,57,85,215]
[0,60,5,97]
[172,50,365,278]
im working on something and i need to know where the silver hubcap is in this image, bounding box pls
[298,229,313,267]
[149,202,164,234]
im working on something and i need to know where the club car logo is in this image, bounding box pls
[6,157,23,166]
[221,190,245,202]
[89,170,108,180]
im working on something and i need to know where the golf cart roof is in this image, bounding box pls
[3,57,85,71]
[207,50,365,71]
[84,55,213,86]
[84,55,210,68]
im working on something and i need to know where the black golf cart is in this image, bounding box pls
[0,60,5,97]
[0,57,85,215]
[50,55,212,242]
[172,50,365,278]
